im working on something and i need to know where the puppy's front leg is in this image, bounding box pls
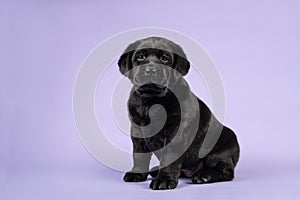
[150,151,184,190]
[123,136,152,182]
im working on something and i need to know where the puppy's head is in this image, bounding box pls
[118,37,190,97]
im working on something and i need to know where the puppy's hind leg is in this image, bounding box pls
[191,161,234,184]
[192,127,239,184]
[149,166,159,178]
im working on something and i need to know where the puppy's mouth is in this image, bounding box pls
[135,83,167,96]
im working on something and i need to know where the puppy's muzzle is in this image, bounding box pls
[133,64,169,96]
[134,64,167,86]
[144,65,158,76]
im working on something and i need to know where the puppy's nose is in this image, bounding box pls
[145,66,157,76]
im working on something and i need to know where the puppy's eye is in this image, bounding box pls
[160,54,170,63]
[136,53,146,61]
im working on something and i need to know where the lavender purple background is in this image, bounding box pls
[1,0,300,199]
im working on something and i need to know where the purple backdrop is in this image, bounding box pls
[1,0,300,199]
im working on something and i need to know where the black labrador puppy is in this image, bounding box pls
[118,37,239,190]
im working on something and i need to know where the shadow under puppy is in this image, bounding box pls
[118,37,240,190]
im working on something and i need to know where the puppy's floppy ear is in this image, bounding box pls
[173,54,190,76]
[118,50,134,76]
[118,42,140,77]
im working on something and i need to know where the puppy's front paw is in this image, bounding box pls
[149,178,178,190]
[123,172,148,182]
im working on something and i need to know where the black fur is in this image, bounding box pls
[119,37,240,190]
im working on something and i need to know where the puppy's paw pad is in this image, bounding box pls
[123,172,148,182]
[150,179,178,190]
[192,174,211,184]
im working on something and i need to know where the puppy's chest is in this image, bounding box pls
[130,103,181,151]
[129,98,180,127]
